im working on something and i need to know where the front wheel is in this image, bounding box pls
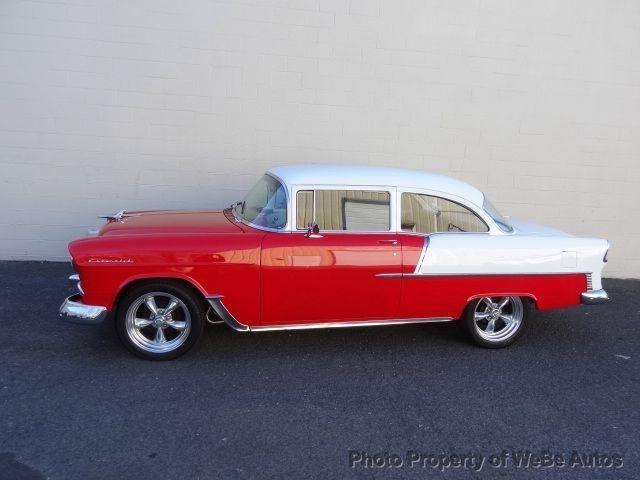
[463,296,529,348]
[116,282,206,360]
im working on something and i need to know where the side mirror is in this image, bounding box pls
[305,223,322,238]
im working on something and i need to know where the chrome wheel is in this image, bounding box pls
[473,296,523,342]
[124,292,191,354]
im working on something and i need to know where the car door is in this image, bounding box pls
[260,187,402,326]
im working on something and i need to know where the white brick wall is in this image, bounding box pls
[0,0,638,278]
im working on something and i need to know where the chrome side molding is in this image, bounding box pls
[204,295,455,333]
[205,295,250,332]
[251,317,454,332]
[581,289,610,305]
[378,272,591,278]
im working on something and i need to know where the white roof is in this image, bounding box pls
[268,164,485,206]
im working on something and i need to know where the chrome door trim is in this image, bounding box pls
[251,317,454,332]
[205,295,453,332]
[377,271,591,278]
[414,235,429,273]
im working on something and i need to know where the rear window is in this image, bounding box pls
[483,198,513,233]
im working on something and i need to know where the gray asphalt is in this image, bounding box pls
[0,261,638,480]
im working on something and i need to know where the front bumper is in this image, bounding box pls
[581,289,610,305]
[59,294,107,324]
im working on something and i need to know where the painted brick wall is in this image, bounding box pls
[0,0,638,278]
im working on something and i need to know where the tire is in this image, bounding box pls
[116,281,206,360]
[463,296,530,348]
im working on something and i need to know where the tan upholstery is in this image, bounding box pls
[296,190,390,231]
[401,193,488,233]
[296,190,314,229]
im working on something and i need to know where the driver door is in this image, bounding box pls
[260,188,402,326]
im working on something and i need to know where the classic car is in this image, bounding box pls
[60,165,610,360]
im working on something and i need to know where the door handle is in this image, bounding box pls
[377,239,398,245]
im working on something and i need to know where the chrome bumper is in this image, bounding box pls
[581,289,610,305]
[59,294,107,324]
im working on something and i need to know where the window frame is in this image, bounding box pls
[396,187,500,236]
[292,185,397,233]
[235,173,291,233]
[482,198,514,233]
[270,181,504,235]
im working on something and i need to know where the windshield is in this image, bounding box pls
[483,198,513,233]
[234,175,287,230]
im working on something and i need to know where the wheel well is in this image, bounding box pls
[463,294,537,319]
[114,277,208,314]
[521,295,537,309]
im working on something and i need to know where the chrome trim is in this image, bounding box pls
[400,192,491,233]
[68,274,83,295]
[237,217,285,233]
[581,289,609,305]
[87,258,133,264]
[59,294,107,324]
[99,210,127,223]
[395,186,501,235]
[206,307,224,325]
[251,317,454,332]
[205,295,250,332]
[227,203,242,223]
[586,273,593,291]
[293,229,400,235]
[205,294,454,332]
[294,188,394,233]
[413,235,429,274]
[378,272,590,278]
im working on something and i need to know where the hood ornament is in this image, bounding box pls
[99,210,128,223]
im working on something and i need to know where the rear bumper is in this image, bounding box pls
[581,289,610,305]
[59,294,107,324]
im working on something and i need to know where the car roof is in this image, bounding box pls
[267,164,486,207]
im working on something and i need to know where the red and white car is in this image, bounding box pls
[60,165,610,360]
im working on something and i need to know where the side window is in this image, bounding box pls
[296,190,314,229]
[401,192,488,233]
[296,189,390,231]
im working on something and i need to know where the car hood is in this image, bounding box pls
[509,218,571,237]
[98,210,244,236]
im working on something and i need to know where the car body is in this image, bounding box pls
[60,165,610,359]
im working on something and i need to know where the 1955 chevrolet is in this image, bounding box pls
[60,165,609,360]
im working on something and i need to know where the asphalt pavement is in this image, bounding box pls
[0,261,638,479]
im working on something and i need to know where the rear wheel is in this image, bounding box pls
[463,296,529,348]
[116,282,205,360]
